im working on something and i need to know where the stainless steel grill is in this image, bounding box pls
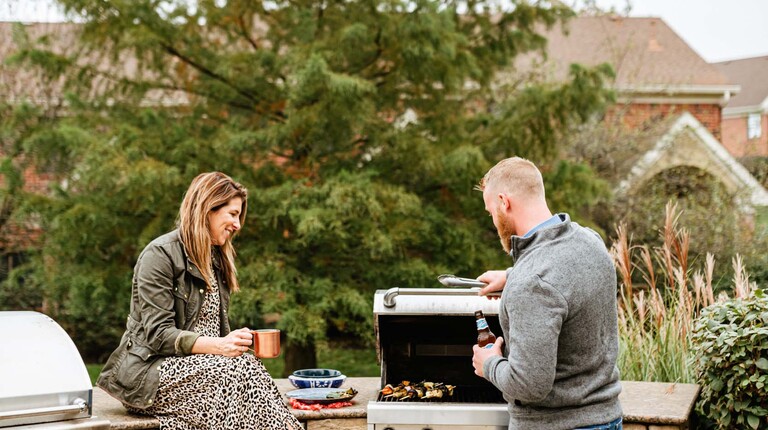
[367,287,509,430]
[0,311,109,429]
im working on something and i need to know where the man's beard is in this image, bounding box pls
[496,210,515,254]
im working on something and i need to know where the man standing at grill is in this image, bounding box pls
[471,157,623,430]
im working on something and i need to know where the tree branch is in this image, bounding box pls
[160,42,258,103]
[158,44,287,121]
[236,14,260,52]
[72,63,288,122]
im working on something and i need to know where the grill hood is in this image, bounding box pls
[0,311,98,428]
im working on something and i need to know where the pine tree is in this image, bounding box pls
[5,0,614,371]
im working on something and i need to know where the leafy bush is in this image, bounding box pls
[690,289,768,429]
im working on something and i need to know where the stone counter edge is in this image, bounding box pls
[92,377,379,429]
[93,378,700,429]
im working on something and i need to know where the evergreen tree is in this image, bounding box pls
[5,0,613,371]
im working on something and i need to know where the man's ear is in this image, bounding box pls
[498,193,512,211]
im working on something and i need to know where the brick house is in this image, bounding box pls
[515,15,768,212]
[517,15,739,139]
[714,56,768,157]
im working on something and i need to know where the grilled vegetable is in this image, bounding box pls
[380,384,394,396]
[380,380,456,400]
[325,387,358,399]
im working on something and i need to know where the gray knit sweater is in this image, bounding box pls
[482,214,622,430]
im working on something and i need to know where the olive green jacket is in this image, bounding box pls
[96,230,232,409]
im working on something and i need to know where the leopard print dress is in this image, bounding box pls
[127,277,301,430]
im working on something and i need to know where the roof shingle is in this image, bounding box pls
[714,56,768,109]
[516,16,734,89]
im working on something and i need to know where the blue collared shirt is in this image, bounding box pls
[523,213,566,238]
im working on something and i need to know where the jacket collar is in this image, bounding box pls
[187,249,223,281]
[173,229,222,281]
[508,213,570,262]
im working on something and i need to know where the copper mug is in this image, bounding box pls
[251,329,280,358]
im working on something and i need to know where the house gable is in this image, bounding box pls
[617,112,768,211]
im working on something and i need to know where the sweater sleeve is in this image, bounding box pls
[483,275,568,403]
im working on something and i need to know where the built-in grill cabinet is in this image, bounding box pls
[368,288,509,430]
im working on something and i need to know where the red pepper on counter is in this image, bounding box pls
[289,399,353,410]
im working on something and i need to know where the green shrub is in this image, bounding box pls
[690,289,768,429]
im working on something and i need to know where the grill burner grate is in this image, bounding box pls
[376,386,505,404]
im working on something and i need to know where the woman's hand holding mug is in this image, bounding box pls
[218,327,253,357]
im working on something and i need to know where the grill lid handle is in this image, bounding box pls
[383,286,499,307]
[0,398,88,421]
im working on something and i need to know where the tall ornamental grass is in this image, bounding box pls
[610,202,755,383]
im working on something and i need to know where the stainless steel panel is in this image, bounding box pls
[367,400,508,427]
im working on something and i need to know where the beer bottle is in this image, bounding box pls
[475,310,497,348]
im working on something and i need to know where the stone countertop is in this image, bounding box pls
[91,388,159,430]
[275,377,380,420]
[92,377,381,429]
[316,379,699,425]
[618,381,700,425]
[92,378,699,428]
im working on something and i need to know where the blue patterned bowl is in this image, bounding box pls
[288,373,346,389]
[292,368,342,379]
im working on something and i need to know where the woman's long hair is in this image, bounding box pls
[177,172,248,293]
